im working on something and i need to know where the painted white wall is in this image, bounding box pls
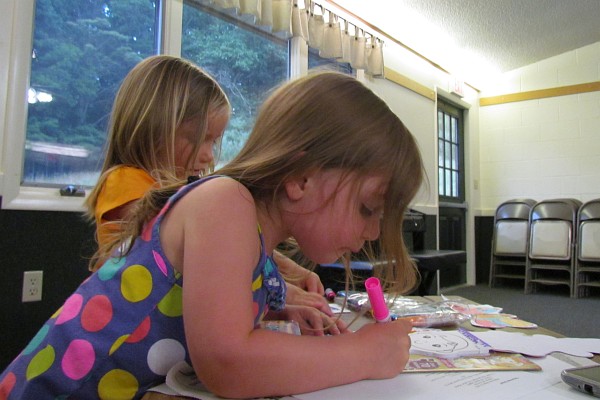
[479,42,600,215]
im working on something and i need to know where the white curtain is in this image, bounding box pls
[204,0,385,77]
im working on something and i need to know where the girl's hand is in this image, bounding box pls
[286,283,334,316]
[271,305,349,336]
[272,251,325,295]
[299,270,325,294]
[354,319,413,379]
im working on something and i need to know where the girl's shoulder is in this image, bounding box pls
[188,175,250,199]
[175,175,256,217]
[159,175,260,272]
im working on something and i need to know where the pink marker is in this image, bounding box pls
[365,277,391,323]
[325,288,336,301]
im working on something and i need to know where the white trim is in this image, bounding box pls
[162,0,183,56]
[289,37,308,79]
[4,186,86,211]
[1,0,34,209]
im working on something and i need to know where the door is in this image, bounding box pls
[437,99,467,287]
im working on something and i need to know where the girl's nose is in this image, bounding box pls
[198,142,214,163]
[364,218,381,241]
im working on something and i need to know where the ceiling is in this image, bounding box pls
[331,0,600,89]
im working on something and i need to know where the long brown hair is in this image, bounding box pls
[99,71,424,294]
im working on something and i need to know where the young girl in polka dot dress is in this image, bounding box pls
[0,71,424,399]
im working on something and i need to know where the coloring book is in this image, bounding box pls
[404,352,541,372]
[409,328,491,359]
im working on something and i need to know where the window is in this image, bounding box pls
[437,100,464,202]
[2,0,294,210]
[24,0,160,188]
[181,2,289,166]
[2,1,357,210]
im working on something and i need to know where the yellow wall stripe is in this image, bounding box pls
[480,81,600,106]
[384,67,436,101]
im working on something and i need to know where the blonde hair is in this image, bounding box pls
[99,71,424,295]
[85,55,230,218]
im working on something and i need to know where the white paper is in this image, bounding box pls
[150,360,296,400]
[473,330,600,358]
[293,354,598,400]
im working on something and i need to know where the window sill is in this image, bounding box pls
[1,186,86,212]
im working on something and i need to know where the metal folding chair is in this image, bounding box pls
[525,198,581,297]
[574,198,600,298]
[489,199,536,288]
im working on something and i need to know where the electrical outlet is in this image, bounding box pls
[22,270,43,302]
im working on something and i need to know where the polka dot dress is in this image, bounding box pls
[0,176,286,399]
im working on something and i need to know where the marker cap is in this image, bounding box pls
[365,277,391,323]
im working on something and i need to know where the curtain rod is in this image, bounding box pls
[324,0,450,75]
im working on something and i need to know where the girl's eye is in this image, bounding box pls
[360,204,374,217]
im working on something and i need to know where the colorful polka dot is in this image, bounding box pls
[26,345,55,381]
[56,294,83,325]
[126,317,151,344]
[81,295,113,332]
[152,250,168,277]
[109,335,129,356]
[120,265,152,303]
[97,369,138,400]
[62,339,95,380]
[23,324,50,355]
[147,339,185,376]
[0,372,16,398]
[98,257,126,281]
[157,285,182,317]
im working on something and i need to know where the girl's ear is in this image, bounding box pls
[283,174,308,202]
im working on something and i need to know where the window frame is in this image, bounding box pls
[437,99,465,203]
[1,0,310,211]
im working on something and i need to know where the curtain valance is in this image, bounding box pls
[194,0,385,77]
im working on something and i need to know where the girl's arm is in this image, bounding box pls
[161,178,411,399]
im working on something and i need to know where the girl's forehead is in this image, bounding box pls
[353,174,388,196]
[336,172,388,204]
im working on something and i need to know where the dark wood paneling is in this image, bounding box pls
[475,216,494,284]
[0,205,95,369]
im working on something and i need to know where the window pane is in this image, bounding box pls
[444,114,451,141]
[308,48,352,73]
[438,167,444,195]
[452,143,459,169]
[451,117,458,142]
[24,0,158,187]
[445,141,451,168]
[452,171,459,197]
[182,3,289,167]
[437,111,443,138]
